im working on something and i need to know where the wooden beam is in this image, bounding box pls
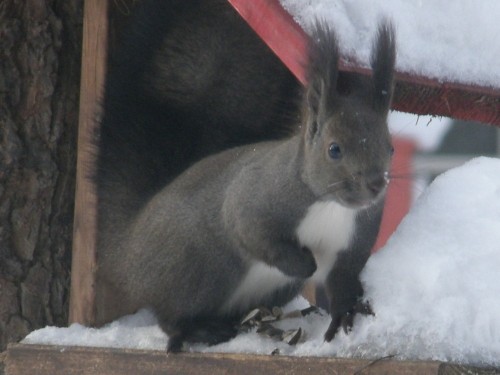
[228,0,500,126]
[393,71,500,126]
[7,344,499,375]
[69,0,109,325]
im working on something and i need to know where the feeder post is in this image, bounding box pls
[69,0,109,325]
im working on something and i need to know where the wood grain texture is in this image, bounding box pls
[1,344,447,375]
[69,0,109,326]
[7,344,500,375]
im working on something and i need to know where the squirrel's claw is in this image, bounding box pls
[324,300,374,342]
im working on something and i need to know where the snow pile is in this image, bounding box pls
[345,156,500,365]
[25,310,167,351]
[25,157,500,366]
[280,0,500,88]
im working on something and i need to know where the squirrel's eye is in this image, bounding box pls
[328,142,342,160]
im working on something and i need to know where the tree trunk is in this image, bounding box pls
[0,0,83,354]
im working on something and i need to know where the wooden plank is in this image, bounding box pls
[6,344,499,375]
[228,0,500,126]
[393,70,500,126]
[10,343,499,375]
[69,0,109,325]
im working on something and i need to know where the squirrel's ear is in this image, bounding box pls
[304,21,339,139]
[370,21,396,114]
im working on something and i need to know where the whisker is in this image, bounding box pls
[327,179,347,188]
[388,173,415,180]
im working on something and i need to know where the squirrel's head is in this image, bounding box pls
[301,21,396,209]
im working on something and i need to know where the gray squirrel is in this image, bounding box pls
[95,0,395,353]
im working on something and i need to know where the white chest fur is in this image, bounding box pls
[221,200,357,314]
[296,200,357,283]
[220,261,293,314]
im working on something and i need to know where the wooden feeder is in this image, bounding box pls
[5,0,500,373]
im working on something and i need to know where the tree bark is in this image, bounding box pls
[0,0,83,353]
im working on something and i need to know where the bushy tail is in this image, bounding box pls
[95,0,299,240]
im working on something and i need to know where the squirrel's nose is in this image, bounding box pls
[366,172,388,196]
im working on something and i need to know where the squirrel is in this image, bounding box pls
[94,0,396,352]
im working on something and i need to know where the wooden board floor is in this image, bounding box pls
[4,344,500,375]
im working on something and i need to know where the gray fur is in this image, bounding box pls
[97,18,396,351]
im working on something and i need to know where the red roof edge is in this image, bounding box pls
[228,0,500,126]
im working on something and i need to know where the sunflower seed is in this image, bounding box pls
[240,308,262,325]
[282,327,302,345]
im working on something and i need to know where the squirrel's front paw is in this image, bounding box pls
[275,246,317,279]
[324,300,374,342]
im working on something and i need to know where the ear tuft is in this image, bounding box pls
[305,20,340,137]
[370,20,396,113]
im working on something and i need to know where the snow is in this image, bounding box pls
[280,0,500,89]
[24,157,500,367]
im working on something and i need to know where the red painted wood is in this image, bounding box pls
[373,138,416,251]
[228,0,500,126]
